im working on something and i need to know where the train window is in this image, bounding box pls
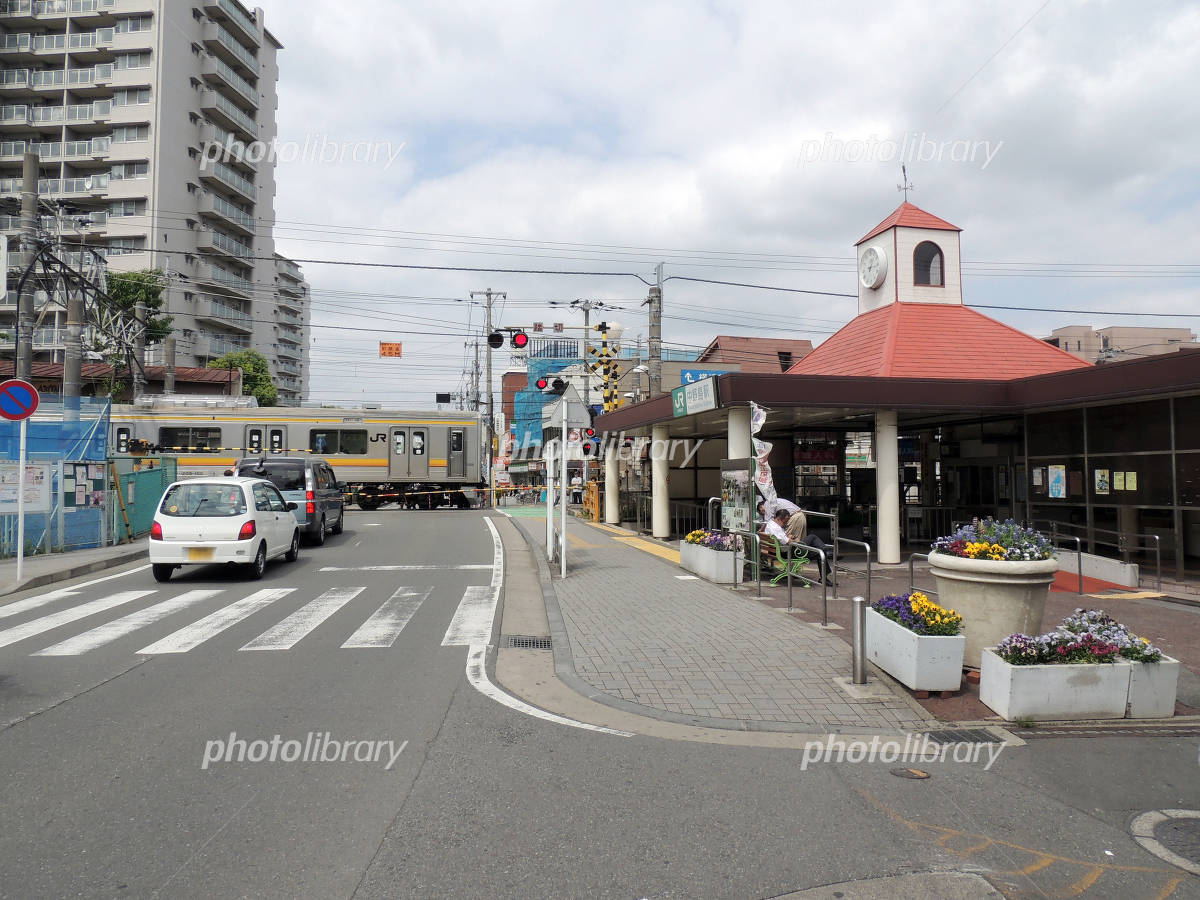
[450,430,464,452]
[393,432,405,455]
[192,428,222,451]
[116,428,130,453]
[159,428,190,450]
[158,427,222,452]
[248,429,263,452]
[412,431,426,456]
[269,429,285,453]
[339,430,368,455]
[310,430,338,454]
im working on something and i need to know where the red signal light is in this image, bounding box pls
[536,377,549,390]
[584,428,595,439]
[511,331,529,349]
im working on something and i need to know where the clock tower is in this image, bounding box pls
[855,202,963,315]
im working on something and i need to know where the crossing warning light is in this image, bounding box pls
[535,377,549,390]
[583,428,595,439]
[487,332,504,349]
[511,331,529,349]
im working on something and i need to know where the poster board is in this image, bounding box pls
[720,458,754,533]
[63,462,106,511]
[0,463,52,514]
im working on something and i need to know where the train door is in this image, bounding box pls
[268,426,286,454]
[448,428,465,479]
[389,428,407,479]
[409,428,428,479]
[245,426,264,455]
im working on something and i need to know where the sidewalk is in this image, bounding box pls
[0,543,147,598]
[508,510,934,735]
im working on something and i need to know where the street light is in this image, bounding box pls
[631,364,648,402]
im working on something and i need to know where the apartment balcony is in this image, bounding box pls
[0,32,32,58]
[197,158,256,204]
[196,226,253,262]
[194,261,252,299]
[276,257,302,281]
[202,0,260,50]
[0,103,32,127]
[275,343,301,361]
[199,88,257,142]
[198,190,255,237]
[5,136,111,162]
[197,333,251,359]
[0,68,32,91]
[0,173,109,197]
[277,308,303,327]
[201,56,258,111]
[201,21,259,77]
[194,296,253,334]
[276,360,302,378]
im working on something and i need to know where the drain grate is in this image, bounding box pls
[502,634,553,650]
[920,728,1003,745]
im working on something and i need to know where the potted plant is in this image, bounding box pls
[679,529,744,584]
[929,518,1058,668]
[866,590,965,692]
[1058,609,1177,719]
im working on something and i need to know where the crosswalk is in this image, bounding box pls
[0,581,484,659]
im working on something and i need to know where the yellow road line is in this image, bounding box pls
[612,535,680,564]
[587,522,633,536]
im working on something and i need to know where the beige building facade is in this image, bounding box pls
[0,0,310,405]
[1044,325,1199,365]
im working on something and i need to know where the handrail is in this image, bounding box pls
[908,552,937,597]
[706,496,721,530]
[786,541,828,624]
[1049,521,1161,592]
[729,529,762,597]
[834,536,872,624]
[1048,531,1084,595]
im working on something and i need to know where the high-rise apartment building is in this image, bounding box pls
[0,0,310,405]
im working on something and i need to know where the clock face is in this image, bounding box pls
[859,246,887,289]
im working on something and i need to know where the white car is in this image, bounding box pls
[149,477,301,583]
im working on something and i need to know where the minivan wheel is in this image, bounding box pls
[152,563,174,583]
[311,516,326,546]
[285,530,300,562]
[248,543,267,579]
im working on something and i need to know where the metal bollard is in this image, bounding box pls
[851,595,867,684]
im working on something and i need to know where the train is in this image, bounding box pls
[109,397,487,510]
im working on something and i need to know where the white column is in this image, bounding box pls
[652,423,669,539]
[604,440,619,525]
[727,407,752,460]
[875,409,900,564]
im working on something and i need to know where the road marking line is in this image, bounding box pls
[447,517,631,737]
[342,587,432,648]
[137,588,294,654]
[441,585,493,647]
[361,524,381,527]
[318,565,493,572]
[240,587,365,651]
[0,565,152,620]
[34,590,223,656]
[0,590,155,650]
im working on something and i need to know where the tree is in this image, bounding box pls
[209,348,278,407]
[106,269,172,346]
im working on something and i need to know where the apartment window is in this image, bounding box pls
[114,52,151,70]
[111,124,149,142]
[113,16,153,33]
[105,237,146,255]
[110,162,149,179]
[113,88,151,105]
[110,200,145,217]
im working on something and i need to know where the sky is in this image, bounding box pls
[250,0,1200,410]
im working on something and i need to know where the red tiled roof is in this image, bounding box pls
[857,202,961,245]
[696,335,814,373]
[785,303,1091,380]
[2,362,238,383]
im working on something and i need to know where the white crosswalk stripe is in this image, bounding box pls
[241,587,365,651]
[441,585,494,647]
[0,591,155,651]
[0,566,153,622]
[341,587,432,649]
[33,590,224,657]
[137,588,294,655]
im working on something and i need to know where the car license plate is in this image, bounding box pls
[187,547,214,561]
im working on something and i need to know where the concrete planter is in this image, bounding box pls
[979,648,1132,721]
[1127,655,1181,719]
[865,607,965,692]
[679,541,744,584]
[929,551,1059,668]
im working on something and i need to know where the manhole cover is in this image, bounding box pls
[1154,818,1200,865]
[502,635,552,650]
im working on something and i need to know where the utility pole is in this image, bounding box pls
[570,298,610,484]
[647,262,663,397]
[472,339,481,411]
[16,151,38,380]
[132,301,146,400]
[163,335,177,394]
[63,286,84,422]
[471,288,505,506]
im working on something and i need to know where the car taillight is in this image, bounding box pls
[150,521,163,541]
[238,520,257,540]
[306,490,315,515]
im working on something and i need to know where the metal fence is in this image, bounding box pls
[110,457,178,542]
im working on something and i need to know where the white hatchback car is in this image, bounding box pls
[149,477,301,583]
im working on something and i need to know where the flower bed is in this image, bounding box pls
[980,609,1174,720]
[866,591,964,692]
[679,530,743,584]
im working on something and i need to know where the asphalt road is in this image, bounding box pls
[1,510,1199,899]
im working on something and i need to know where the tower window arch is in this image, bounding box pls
[913,241,944,286]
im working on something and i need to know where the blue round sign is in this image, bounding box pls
[0,379,39,421]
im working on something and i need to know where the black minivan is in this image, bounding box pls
[233,456,345,545]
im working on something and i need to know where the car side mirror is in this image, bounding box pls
[286,501,298,511]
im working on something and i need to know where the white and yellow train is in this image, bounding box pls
[110,398,486,510]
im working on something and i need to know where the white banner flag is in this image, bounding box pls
[750,403,776,504]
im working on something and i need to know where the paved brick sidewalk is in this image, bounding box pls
[510,512,933,734]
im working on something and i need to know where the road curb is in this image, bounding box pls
[0,546,148,598]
